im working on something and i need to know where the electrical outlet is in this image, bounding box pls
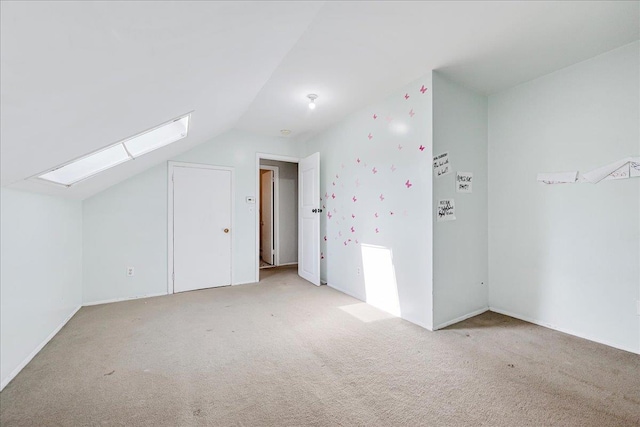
[127,267,135,277]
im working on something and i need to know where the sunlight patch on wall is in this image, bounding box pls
[361,243,401,317]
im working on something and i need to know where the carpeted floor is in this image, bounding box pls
[1,265,639,426]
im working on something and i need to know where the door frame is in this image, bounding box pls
[168,161,235,294]
[255,153,299,282]
[259,165,279,267]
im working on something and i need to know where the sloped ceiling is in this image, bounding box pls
[1,1,638,199]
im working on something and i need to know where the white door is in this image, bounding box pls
[260,169,274,265]
[298,152,320,285]
[173,165,232,293]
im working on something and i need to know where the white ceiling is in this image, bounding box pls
[2,1,638,199]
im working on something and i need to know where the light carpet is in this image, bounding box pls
[1,266,638,426]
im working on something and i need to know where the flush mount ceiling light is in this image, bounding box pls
[36,113,192,187]
[307,94,318,110]
[280,129,292,136]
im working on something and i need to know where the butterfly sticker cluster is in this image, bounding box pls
[321,83,430,263]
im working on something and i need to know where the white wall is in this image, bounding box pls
[83,129,300,304]
[432,72,489,329]
[304,75,434,329]
[260,159,298,265]
[1,188,83,389]
[488,42,640,353]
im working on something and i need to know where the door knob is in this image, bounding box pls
[223,228,229,233]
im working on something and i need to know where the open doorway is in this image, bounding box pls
[257,157,299,279]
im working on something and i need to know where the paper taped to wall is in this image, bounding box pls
[433,152,451,177]
[456,172,473,192]
[437,199,456,222]
[582,157,640,183]
[536,171,578,185]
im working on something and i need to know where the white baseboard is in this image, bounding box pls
[326,282,366,301]
[83,292,167,307]
[326,282,433,331]
[277,262,298,267]
[1,304,82,391]
[489,306,639,355]
[433,307,489,331]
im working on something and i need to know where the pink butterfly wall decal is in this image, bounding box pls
[336,174,339,178]
[324,192,328,199]
[375,228,380,233]
[323,235,327,241]
[331,193,336,199]
[368,133,373,140]
[327,212,332,219]
[409,109,415,117]
[390,211,394,215]
[332,181,335,186]
[355,239,359,244]
[351,214,356,218]
[398,144,403,150]
[344,241,347,246]
[356,158,361,163]
[405,180,413,188]
[339,231,342,237]
[420,85,428,94]
[391,165,396,172]
[374,212,379,218]
[404,93,410,100]
[373,113,377,119]
[350,226,355,233]
[379,194,385,201]
[372,167,377,174]
[419,145,425,151]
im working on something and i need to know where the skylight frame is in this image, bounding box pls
[33,112,193,187]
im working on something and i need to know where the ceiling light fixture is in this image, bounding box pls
[307,94,318,110]
[280,129,292,136]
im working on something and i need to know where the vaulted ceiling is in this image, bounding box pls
[2,1,638,199]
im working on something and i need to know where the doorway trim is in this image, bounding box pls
[255,153,299,282]
[168,161,235,294]
[259,165,279,268]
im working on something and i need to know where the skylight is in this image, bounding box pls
[37,113,191,186]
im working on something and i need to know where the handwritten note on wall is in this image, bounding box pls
[433,152,451,178]
[456,172,473,193]
[437,199,456,222]
[631,160,640,178]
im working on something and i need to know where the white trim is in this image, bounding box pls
[83,292,168,307]
[327,282,433,331]
[259,165,279,266]
[168,161,235,294]
[327,282,366,301]
[433,307,489,331]
[1,305,81,391]
[277,262,298,267]
[255,153,300,282]
[489,307,639,355]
